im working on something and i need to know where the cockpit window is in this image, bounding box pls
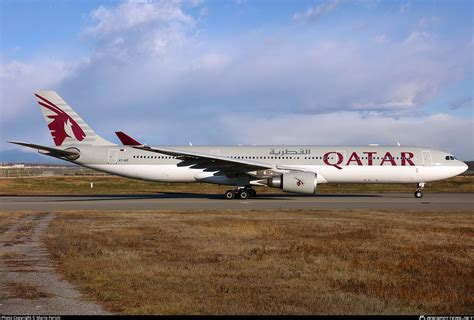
[445,155,456,160]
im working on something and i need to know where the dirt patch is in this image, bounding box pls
[5,282,53,299]
[0,212,109,315]
[0,212,29,234]
[0,251,26,259]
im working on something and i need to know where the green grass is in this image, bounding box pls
[1,175,472,196]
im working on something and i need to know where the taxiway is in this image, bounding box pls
[1,193,472,212]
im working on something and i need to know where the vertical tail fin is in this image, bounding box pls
[35,91,114,146]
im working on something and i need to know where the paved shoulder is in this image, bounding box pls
[0,213,109,315]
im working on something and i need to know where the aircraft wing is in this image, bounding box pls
[134,145,274,177]
[7,141,80,158]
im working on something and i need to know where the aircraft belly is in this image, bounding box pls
[88,164,199,182]
[83,163,461,185]
[416,166,465,182]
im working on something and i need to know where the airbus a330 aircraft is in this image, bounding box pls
[9,91,468,199]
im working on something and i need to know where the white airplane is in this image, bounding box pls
[9,91,468,199]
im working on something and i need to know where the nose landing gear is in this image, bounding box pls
[224,187,257,200]
[414,182,425,198]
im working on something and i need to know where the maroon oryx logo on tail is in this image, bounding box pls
[36,94,85,146]
[295,177,304,187]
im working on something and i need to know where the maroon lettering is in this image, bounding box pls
[363,151,377,166]
[380,151,397,166]
[346,152,363,166]
[323,152,343,170]
[401,152,415,166]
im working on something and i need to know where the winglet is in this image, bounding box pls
[115,132,143,146]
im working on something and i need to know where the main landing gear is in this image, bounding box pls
[414,182,425,198]
[224,187,257,200]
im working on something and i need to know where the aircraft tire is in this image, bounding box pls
[248,189,256,197]
[414,191,423,198]
[239,190,249,200]
[225,190,235,199]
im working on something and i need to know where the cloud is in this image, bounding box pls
[84,0,193,37]
[403,31,437,52]
[0,59,84,121]
[82,0,196,59]
[219,112,474,160]
[293,0,340,22]
[1,0,472,161]
[0,58,90,148]
[418,16,440,29]
[2,24,467,146]
[374,34,389,44]
[191,53,231,71]
[449,97,472,110]
[400,2,411,13]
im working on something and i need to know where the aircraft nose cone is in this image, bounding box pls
[460,162,468,174]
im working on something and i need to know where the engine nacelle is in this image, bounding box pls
[38,146,80,160]
[267,171,317,194]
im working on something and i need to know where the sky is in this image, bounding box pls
[0,0,473,159]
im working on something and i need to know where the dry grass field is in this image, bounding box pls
[1,175,472,196]
[45,210,474,315]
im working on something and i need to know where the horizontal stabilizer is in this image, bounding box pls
[7,141,80,158]
[115,132,143,146]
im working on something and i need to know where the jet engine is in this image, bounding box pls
[267,171,317,194]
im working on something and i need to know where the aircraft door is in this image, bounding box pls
[108,149,118,164]
[422,151,432,166]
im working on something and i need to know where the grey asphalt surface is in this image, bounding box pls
[0,213,109,315]
[1,193,472,211]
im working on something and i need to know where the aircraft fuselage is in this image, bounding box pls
[74,145,467,185]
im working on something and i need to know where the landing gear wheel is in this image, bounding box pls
[239,190,249,200]
[414,191,423,198]
[248,189,256,198]
[414,182,425,199]
[225,190,235,199]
